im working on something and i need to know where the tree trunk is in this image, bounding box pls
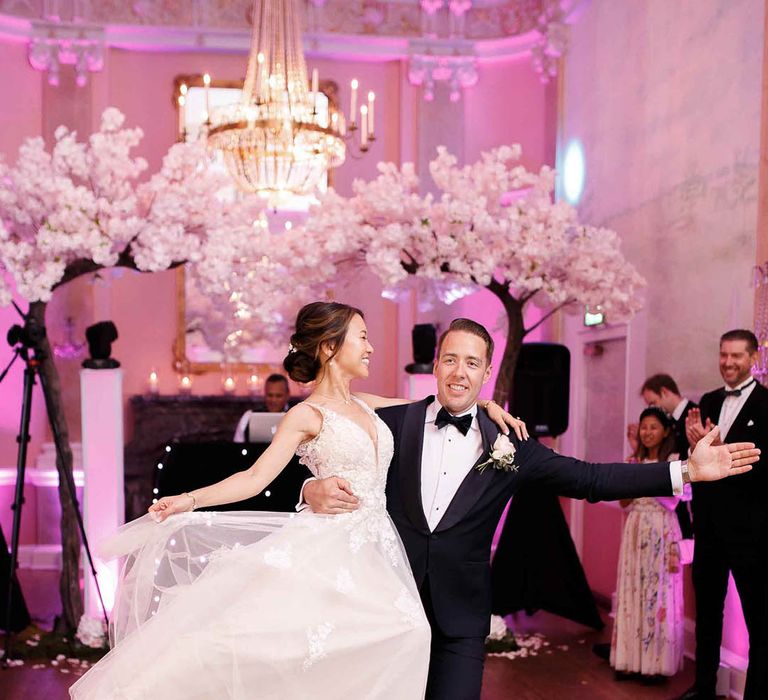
[28,301,83,633]
[486,280,525,409]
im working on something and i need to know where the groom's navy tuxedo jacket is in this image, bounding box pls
[377,396,675,639]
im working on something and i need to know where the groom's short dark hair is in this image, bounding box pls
[437,319,494,366]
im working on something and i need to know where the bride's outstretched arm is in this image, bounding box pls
[353,392,529,440]
[148,404,321,522]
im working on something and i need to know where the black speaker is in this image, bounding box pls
[511,343,570,437]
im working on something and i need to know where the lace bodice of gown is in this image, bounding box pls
[295,397,398,561]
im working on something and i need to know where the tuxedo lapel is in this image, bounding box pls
[398,397,432,533]
[433,410,499,533]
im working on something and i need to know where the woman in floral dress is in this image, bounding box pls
[610,406,685,681]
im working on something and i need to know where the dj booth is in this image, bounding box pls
[154,442,312,512]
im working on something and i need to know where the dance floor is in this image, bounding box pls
[2,569,711,699]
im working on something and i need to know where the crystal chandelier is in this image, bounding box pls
[207,0,370,204]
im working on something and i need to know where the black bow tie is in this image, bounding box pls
[435,407,473,436]
[724,379,756,398]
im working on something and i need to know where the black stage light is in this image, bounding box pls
[82,321,121,369]
[405,323,436,374]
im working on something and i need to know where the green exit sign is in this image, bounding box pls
[584,307,605,326]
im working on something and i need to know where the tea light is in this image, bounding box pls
[223,376,236,394]
[179,375,192,394]
[246,374,260,395]
[148,369,159,395]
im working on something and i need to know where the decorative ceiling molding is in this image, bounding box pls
[0,0,582,91]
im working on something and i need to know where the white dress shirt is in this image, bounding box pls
[718,376,757,441]
[672,398,690,422]
[421,400,484,531]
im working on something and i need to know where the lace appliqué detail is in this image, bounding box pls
[347,510,400,566]
[335,567,355,595]
[303,622,335,671]
[295,400,399,562]
[394,586,424,628]
[263,545,292,569]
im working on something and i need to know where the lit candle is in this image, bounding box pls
[311,68,319,116]
[311,68,319,96]
[179,375,192,394]
[350,79,358,126]
[177,95,186,140]
[247,374,260,395]
[223,376,236,394]
[203,73,211,121]
[367,91,375,138]
[148,369,159,395]
[360,105,368,149]
[255,52,265,100]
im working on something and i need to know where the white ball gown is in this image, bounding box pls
[69,399,431,699]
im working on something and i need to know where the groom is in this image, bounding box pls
[303,318,758,700]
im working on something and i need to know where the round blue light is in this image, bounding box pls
[563,140,585,205]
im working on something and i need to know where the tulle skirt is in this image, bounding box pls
[69,509,431,699]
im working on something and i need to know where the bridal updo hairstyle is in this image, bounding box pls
[283,302,365,383]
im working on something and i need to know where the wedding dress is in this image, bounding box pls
[69,398,431,699]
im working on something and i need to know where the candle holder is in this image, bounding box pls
[178,375,193,395]
[222,375,237,395]
[147,368,160,395]
[246,373,261,396]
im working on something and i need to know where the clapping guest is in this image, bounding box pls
[677,330,768,700]
[611,407,685,683]
[627,374,696,539]
[234,374,291,442]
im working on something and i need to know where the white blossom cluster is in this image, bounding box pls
[293,144,645,321]
[0,108,253,307]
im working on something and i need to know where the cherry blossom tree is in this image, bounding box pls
[296,145,645,406]
[0,108,257,633]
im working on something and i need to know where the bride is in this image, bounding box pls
[69,301,526,699]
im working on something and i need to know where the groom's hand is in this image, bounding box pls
[304,477,360,514]
[687,425,760,482]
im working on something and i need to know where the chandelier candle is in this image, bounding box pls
[360,105,369,149]
[177,94,186,139]
[367,91,375,138]
[203,73,211,121]
[350,79,358,127]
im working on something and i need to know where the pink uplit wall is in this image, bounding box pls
[0,37,49,485]
[560,0,764,671]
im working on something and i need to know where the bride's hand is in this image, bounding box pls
[481,400,529,441]
[148,493,195,522]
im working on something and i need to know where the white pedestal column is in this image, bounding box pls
[80,368,124,620]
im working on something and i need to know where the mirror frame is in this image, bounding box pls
[171,74,340,374]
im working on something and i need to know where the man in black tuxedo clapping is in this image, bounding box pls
[676,330,768,700]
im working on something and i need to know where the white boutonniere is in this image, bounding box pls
[476,433,518,474]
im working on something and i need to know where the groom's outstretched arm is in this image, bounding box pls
[515,438,675,501]
[515,426,758,502]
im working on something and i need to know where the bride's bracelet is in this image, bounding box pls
[184,491,197,511]
[478,399,496,410]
